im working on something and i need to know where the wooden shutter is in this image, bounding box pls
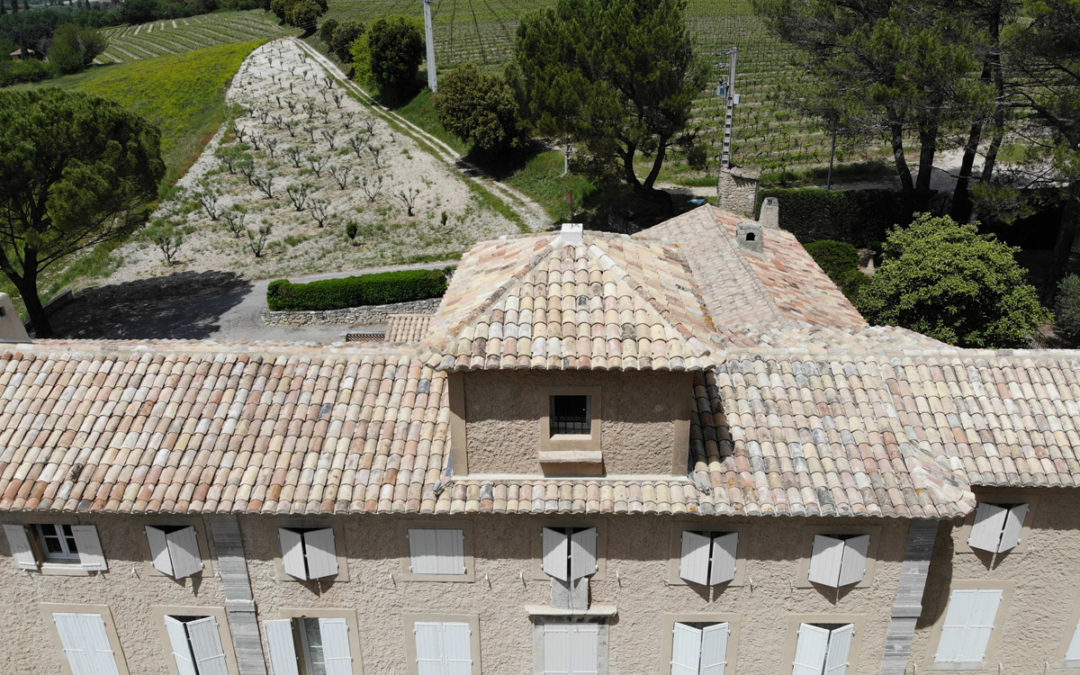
[264,619,300,675]
[164,616,198,675]
[699,623,729,675]
[967,503,1007,552]
[543,623,573,675]
[807,535,843,587]
[679,531,711,585]
[670,622,701,675]
[279,528,307,579]
[709,533,739,585]
[187,616,228,675]
[414,621,444,675]
[997,504,1028,552]
[792,623,830,675]
[437,529,467,575]
[167,527,204,579]
[71,525,107,571]
[1065,618,1080,665]
[3,523,38,570]
[409,529,439,575]
[837,535,869,587]
[935,588,1002,664]
[303,528,338,579]
[146,526,174,576]
[318,617,353,675]
[441,621,473,675]
[569,527,597,580]
[53,612,121,675]
[823,624,854,675]
[568,622,600,675]
[542,527,569,581]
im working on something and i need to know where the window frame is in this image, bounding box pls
[956,493,1037,556]
[667,523,747,587]
[658,613,739,675]
[399,521,475,582]
[1059,590,1080,669]
[402,612,481,675]
[4,520,107,575]
[531,615,608,675]
[531,521,606,581]
[923,580,1015,671]
[780,614,866,675]
[794,526,880,589]
[539,386,602,453]
[143,520,214,579]
[152,605,239,675]
[272,520,349,583]
[269,608,365,675]
[41,603,130,675]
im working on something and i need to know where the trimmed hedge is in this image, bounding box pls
[267,268,451,311]
[803,239,869,302]
[755,188,930,246]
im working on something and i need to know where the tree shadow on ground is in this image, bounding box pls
[48,271,252,340]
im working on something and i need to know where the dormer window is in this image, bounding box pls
[550,395,590,436]
[539,386,603,475]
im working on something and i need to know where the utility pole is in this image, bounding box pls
[719,46,739,170]
[423,0,438,92]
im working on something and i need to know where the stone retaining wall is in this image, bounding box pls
[262,298,441,326]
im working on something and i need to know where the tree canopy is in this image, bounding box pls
[353,15,423,99]
[48,23,106,74]
[0,89,164,337]
[856,214,1050,348]
[510,0,705,200]
[328,18,364,64]
[434,63,524,153]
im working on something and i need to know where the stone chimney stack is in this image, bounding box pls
[760,196,779,229]
[736,219,764,254]
[0,294,30,343]
[559,223,584,245]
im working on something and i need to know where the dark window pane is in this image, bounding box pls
[550,396,590,435]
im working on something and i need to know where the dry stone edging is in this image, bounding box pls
[262,297,440,326]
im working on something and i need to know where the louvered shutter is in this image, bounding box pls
[569,623,600,675]
[807,535,843,587]
[967,503,1007,552]
[303,528,338,579]
[570,528,597,580]
[542,528,569,581]
[71,525,107,571]
[679,531,711,585]
[318,617,353,675]
[438,529,466,575]
[543,623,572,675]
[279,529,307,579]
[164,616,198,675]
[54,612,120,675]
[146,526,174,576]
[700,623,729,675]
[792,623,830,675]
[264,619,300,675]
[837,535,869,587]
[1065,618,1080,665]
[670,622,701,675]
[414,622,444,675]
[997,504,1028,552]
[409,529,439,574]
[442,621,473,675]
[187,617,228,675]
[167,527,204,579]
[935,588,1001,664]
[709,533,738,585]
[823,624,853,675]
[3,523,38,570]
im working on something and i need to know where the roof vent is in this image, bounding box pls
[760,197,779,229]
[0,293,30,343]
[559,223,584,245]
[736,220,764,254]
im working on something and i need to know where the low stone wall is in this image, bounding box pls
[262,298,441,327]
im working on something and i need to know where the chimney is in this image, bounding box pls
[0,294,30,343]
[559,223,584,245]
[736,219,763,254]
[759,196,779,229]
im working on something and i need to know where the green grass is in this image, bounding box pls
[393,88,468,155]
[504,150,595,223]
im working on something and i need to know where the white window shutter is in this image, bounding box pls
[807,534,843,587]
[968,503,1007,552]
[3,523,38,570]
[837,534,869,587]
[54,612,121,675]
[792,623,830,675]
[166,526,203,579]
[542,527,569,581]
[414,622,444,675]
[700,623,730,675]
[569,622,600,675]
[935,588,1001,664]
[164,616,197,675]
[71,524,107,571]
[186,616,228,675]
[409,529,439,575]
[279,528,307,580]
[543,623,572,675]
[146,526,174,576]
[670,622,701,675]
[997,503,1028,552]
[264,619,300,675]
[441,621,473,675]
[438,528,466,575]
[303,528,338,579]
[709,532,739,585]
[318,617,353,675]
[823,624,854,675]
[570,527,597,580]
[1065,618,1080,665]
[679,531,711,586]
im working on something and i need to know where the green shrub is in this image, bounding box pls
[267,267,451,311]
[1055,274,1080,345]
[804,240,858,277]
[0,58,53,87]
[755,188,928,246]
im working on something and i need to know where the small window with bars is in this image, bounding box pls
[550,395,591,436]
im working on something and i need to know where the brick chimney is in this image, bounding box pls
[760,196,779,229]
[736,219,763,253]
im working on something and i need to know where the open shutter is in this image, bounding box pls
[967,503,1007,552]
[837,535,869,587]
[709,533,738,585]
[679,531,711,585]
[164,616,198,675]
[54,612,120,675]
[318,617,353,675]
[166,527,203,579]
[414,622,444,675]
[438,529,466,575]
[409,529,439,574]
[569,623,600,675]
[823,624,854,675]
[542,528,569,581]
[264,619,300,675]
[303,528,338,579]
[279,528,307,580]
[700,623,729,675]
[1066,618,1080,665]
[570,527,597,580]
[187,617,228,675]
[997,504,1028,552]
[792,623,830,675]
[807,535,843,587]
[670,622,701,675]
[146,526,174,576]
[442,621,473,675]
[543,623,572,675]
[71,525,107,571]
[3,524,38,570]
[936,588,1001,664]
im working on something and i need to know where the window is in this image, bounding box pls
[3,522,106,571]
[807,535,868,588]
[264,617,354,675]
[408,529,466,576]
[934,588,1002,665]
[413,621,473,675]
[147,526,203,579]
[541,621,601,675]
[278,527,338,580]
[53,612,122,675]
[679,532,737,586]
[670,622,728,675]
[550,396,590,436]
[542,527,597,582]
[164,615,228,675]
[1066,618,1080,667]
[792,623,853,675]
[967,503,1028,553]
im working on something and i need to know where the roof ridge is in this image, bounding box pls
[706,208,786,324]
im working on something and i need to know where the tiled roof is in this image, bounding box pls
[420,231,715,371]
[384,314,432,344]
